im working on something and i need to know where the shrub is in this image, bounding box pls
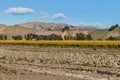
[12,35,23,40]
[0,35,7,40]
[62,26,70,32]
[76,33,92,40]
[49,34,62,40]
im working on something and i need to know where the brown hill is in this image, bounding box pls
[16,22,73,31]
[0,22,120,40]
[0,24,62,39]
[0,24,7,34]
[103,27,120,39]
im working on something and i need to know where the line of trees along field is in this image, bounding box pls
[0,33,120,40]
[13,33,92,40]
[0,24,120,40]
[0,33,92,40]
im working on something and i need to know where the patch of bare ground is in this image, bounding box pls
[0,64,85,80]
[0,45,119,80]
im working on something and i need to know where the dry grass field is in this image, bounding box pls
[0,41,119,80]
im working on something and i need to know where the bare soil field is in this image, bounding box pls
[0,45,119,80]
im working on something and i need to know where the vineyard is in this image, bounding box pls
[0,40,120,48]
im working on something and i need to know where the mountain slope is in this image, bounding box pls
[16,22,73,31]
[0,24,62,37]
[103,27,120,39]
[89,29,109,40]
[0,24,7,34]
[89,27,120,40]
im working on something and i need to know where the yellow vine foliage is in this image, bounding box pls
[0,40,120,48]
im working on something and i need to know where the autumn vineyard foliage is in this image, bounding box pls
[0,40,120,48]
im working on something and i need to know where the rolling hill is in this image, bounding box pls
[0,22,120,40]
[89,27,120,40]
[89,29,109,40]
[16,22,74,31]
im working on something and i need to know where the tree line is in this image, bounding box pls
[0,33,92,40]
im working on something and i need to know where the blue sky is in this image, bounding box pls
[0,0,120,28]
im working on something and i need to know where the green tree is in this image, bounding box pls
[86,34,92,40]
[76,33,85,40]
[109,24,119,31]
[49,34,62,40]
[12,35,23,40]
[0,35,7,40]
[62,26,70,32]
[106,36,116,40]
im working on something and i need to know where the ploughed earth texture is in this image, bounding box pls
[0,45,119,80]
